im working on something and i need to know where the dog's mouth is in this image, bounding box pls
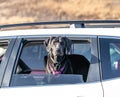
[54,52,64,56]
[53,55,64,64]
[52,49,64,56]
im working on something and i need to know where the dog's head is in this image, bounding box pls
[44,36,72,57]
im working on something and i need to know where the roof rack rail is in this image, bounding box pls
[0,20,120,29]
[70,23,85,28]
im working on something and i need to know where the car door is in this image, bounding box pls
[99,37,120,97]
[0,35,103,97]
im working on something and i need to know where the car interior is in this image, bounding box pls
[11,39,92,86]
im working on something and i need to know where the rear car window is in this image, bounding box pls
[10,37,97,87]
[100,38,120,80]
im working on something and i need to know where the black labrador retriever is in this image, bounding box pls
[44,36,90,82]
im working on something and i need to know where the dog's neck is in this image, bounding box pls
[47,54,66,75]
[50,54,65,64]
[48,54,66,70]
[47,54,73,75]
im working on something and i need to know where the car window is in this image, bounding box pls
[20,42,47,70]
[10,37,96,87]
[100,38,120,80]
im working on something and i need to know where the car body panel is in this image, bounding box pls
[102,78,120,97]
[0,82,103,97]
[1,38,23,87]
[0,28,120,37]
[0,38,16,86]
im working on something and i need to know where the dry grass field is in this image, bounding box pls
[0,0,120,25]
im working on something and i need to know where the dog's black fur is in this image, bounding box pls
[44,36,90,82]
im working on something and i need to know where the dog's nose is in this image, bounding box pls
[56,49,61,53]
[56,43,60,48]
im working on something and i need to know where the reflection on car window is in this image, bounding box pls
[109,43,120,71]
[11,39,92,87]
[20,42,47,70]
[100,38,120,80]
[0,40,9,64]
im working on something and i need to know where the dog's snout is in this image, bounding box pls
[55,43,62,52]
[56,43,60,48]
[56,49,61,52]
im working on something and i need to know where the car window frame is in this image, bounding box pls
[0,37,17,87]
[1,35,101,87]
[87,36,101,82]
[0,37,22,87]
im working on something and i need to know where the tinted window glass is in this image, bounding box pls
[20,42,47,70]
[100,38,120,80]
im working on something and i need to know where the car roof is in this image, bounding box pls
[0,28,120,37]
[0,20,120,38]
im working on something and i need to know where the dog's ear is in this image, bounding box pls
[44,37,55,52]
[63,37,72,53]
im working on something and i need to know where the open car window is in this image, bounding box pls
[10,37,95,87]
